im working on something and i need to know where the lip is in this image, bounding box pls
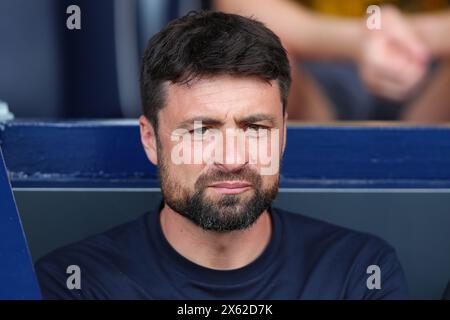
[209,181,252,188]
[208,181,252,194]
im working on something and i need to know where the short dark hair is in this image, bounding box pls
[140,10,291,130]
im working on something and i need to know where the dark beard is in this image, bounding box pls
[166,183,277,232]
[159,161,279,232]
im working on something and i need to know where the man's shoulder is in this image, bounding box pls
[34,213,149,294]
[37,214,147,266]
[273,207,409,300]
[273,207,395,256]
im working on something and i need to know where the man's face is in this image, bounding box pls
[140,75,287,232]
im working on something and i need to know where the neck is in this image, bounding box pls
[159,203,272,270]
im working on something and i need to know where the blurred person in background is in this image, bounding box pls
[213,0,450,122]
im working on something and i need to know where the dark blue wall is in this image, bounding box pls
[0,149,41,299]
[2,120,450,189]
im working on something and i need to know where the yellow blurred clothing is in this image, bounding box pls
[295,0,449,16]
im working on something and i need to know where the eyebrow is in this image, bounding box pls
[237,114,277,126]
[177,116,224,129]
[177,113,277,128]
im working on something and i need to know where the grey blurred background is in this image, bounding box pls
[0,0,204,119]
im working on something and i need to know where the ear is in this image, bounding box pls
[139,115,158,166]
[282,112,288,155]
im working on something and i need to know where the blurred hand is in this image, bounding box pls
[357,5,430,101]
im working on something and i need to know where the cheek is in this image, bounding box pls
[250,131,282,176]
[167,162,205,191]
[261,174,278,188]
[162,137,209,187]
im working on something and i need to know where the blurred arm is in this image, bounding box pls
[213,0,364,61]
[411,10,450,58]
[402,60,450,122]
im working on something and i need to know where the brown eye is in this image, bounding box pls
[247,124,268,131]
[190,127,209,135]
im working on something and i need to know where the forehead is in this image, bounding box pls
[160,75,283,124]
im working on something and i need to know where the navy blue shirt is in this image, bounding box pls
[35,207,409,299]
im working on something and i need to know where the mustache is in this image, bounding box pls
[195,168,262,189]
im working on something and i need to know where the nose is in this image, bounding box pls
[212,128,249,172]
[214,160,248,173]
